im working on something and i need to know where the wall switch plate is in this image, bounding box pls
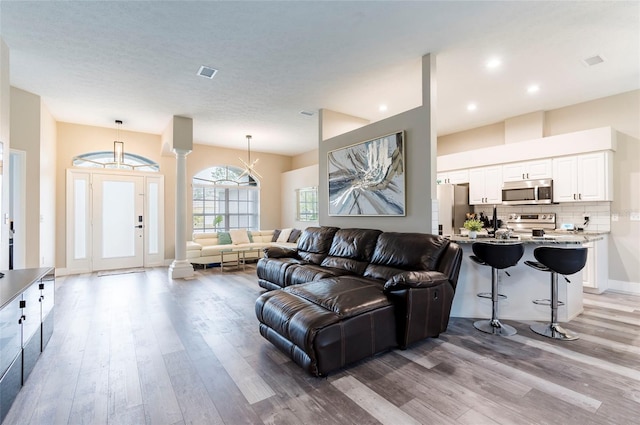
[611,213,619,222]
[630,212,640,221]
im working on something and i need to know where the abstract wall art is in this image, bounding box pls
[328,131,405,216]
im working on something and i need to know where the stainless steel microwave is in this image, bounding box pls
[502,179,553,205]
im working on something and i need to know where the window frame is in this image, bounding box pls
[192,166,260,233]
[296,186,319,222]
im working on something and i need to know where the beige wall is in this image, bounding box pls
[0,39,10,269]
[437,122,504,156]
[40,102,57,267]
[291,149,318,169]
[320,109,369,141]
[281,164,319,229]
[610,133,640,285]
[546,90,640,140]
[10,87,41,268]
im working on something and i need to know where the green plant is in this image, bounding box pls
[463,218,484,232]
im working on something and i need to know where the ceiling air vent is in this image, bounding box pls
[299,110,314,116]
[582,55,605,67]
[197,65,218,79]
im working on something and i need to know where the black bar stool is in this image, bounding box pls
[525,246,588,340]
[470,242,524,336]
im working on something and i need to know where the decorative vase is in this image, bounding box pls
[469,230,477,239]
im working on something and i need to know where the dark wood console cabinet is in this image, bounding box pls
[0,267,55,423]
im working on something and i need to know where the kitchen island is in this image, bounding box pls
[449,233,605,322]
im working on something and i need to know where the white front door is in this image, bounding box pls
[66,170,164,273]
[92,173,144,271]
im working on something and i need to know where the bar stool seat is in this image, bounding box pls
[525,246,588,340]
[471,242,524,336]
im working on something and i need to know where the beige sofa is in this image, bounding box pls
[187,229,299,266]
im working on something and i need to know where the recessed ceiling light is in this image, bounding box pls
[467,103,477,111]
[197,65,218,79]
[486,57,501,69]
[379,104,388,112]
[527,84,540,94]
[582,55,605,67]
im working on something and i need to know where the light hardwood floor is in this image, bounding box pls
[4,266,639,425]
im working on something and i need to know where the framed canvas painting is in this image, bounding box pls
[328,131,405,216]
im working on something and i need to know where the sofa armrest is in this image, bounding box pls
[186,241,202,252]
[263,246,298,259]
[384,271,456,348]
[383,270,450,291]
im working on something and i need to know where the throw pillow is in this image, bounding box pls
[277,228,292,243]
[271,229,281,242]
[247,231,254,243]
[218,232,232,245]
[287,228,302,243]
[229,229,250,245]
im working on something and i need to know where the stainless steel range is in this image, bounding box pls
[505,212,556,232]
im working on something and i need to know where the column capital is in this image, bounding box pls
[173,148,192,157]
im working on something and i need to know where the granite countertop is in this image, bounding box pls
[447,231,606,245]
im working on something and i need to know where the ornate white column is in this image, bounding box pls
[169,147,194,279]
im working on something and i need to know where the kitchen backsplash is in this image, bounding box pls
[473,201,611,232]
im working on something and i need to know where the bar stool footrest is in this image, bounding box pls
[477,292,507,300]
[532,298,564,306]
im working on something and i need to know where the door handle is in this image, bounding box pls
[135,225,143,229]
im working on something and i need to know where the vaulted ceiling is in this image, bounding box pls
[1,1,638,156]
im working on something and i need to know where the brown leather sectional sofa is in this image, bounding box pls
[255,226,463,376]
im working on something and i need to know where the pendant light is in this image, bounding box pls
[237,134,262,181]
[114,119,124,166]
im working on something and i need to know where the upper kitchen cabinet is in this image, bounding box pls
[502,159,552,182]
[553,151,613,202]
[469,166,502,205]
[437,169,469,185]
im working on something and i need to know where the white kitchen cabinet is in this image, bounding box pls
[437,169,469,185]
[502,159,552,182]
[469,166,502,205]
[553,152,612,202]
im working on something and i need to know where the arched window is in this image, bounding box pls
[192,165,260,233]
[72,151,159,172]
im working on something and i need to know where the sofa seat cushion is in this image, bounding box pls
[201,245,235,257]
[287,277,390,319]
[285,264,350,287]
[257,257,305,289]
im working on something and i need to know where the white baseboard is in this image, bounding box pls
[607,279,640,296]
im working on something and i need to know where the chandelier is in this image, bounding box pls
[237,134,261,181]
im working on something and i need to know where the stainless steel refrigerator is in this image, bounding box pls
[437,184,470,236]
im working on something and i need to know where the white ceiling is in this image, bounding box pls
[1,1,638,156]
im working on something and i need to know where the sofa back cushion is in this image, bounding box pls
[296,226,339,264]
[364,233,450,280]
[229,229,250,244]
[250,230,274,243]
[320,228,382,275]
[192,232,219,247]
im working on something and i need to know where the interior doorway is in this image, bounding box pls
[66,169,164,273]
